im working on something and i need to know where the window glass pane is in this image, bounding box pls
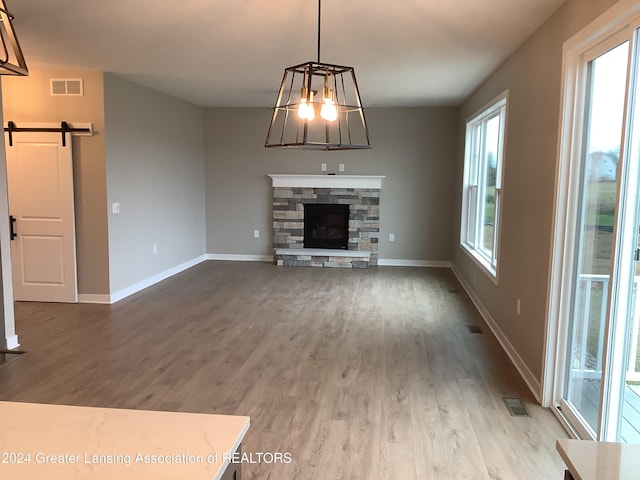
[467,186,477,245]
[618,29,640,444]
[493,190,501,266]
[565,41,629,435]
[481,114,501,254]
[470,124,481,185]
[495,111,505,190]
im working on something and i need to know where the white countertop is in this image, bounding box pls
[0,401,250,480]
[556,439,640,480]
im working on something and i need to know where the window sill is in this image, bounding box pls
[460,243,499,285]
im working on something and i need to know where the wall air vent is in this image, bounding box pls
[50,78,83,96]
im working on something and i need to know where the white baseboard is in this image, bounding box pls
[78,294,112,304]
[378,259,452,268]
[206,254,274,262]
[87,255,445,305]
[110,255,208,304]
[5,335,20,350]
[207,251,451,268]
[451,264,542,404]
[205,254,452,267]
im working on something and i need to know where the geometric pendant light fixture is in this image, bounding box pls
[265,0,371,150]
[0,0,28,76]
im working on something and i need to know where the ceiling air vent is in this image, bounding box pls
[50,78,83,96]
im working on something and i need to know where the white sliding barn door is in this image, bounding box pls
[5,131,78,302]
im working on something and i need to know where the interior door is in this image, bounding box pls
[5,131,78,303]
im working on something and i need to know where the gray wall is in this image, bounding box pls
[104,74,206,293]
[204,107,459,262]
[2,69,110,296]
[452,0,620,383]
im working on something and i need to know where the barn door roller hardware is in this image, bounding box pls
[4,121,92,146]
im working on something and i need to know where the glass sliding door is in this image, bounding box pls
[610,29,640,443]
[563,40,630,438]
[550,1,640,443]
[552,5,640,441]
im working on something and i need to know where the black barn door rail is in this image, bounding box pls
[4,121,92,147]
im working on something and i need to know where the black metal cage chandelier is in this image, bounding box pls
[0,0,27,76]
[265,0,371,150]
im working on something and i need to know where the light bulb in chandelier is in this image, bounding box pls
[298,89,315,121]
[320,80,338,122]
[321,97,338,122]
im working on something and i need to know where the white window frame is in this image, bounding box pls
[460,90,509,281]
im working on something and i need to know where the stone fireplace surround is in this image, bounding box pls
[269,174,384,268]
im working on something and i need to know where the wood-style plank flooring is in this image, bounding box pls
[0,261,568,479]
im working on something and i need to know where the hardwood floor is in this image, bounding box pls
[0,261,568,479]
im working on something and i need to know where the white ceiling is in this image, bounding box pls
[9,0,566,107]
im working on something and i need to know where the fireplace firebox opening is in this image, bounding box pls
[303,204,349,249]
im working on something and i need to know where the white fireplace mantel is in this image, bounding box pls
[268,174,385,189]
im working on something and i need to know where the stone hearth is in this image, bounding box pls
[269,175,384,268]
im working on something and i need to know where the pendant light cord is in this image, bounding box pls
[317,0,321,63]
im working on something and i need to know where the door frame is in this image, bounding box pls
[0,115,17,349]
[543,0,640,436]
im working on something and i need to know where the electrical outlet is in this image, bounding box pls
[516,299,521,315]
[254,230,260,238]
[321,163,327,172]
[153,244,158,254]
[389,233,395,242]
[112,202,120,214]
[339,163,345,172]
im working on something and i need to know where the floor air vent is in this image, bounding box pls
[502,397,530,417]
[466,325,482,334]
